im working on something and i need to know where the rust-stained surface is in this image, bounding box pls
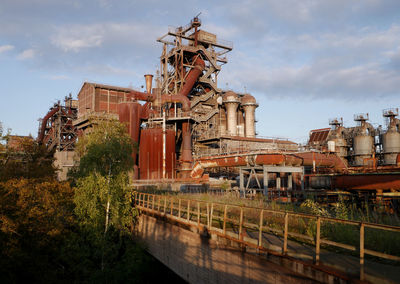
[293,152,348,171]
[333,173,400,190]
[191,153,303,178]
[308,128,330,146]
[77,82,134,117]
[139,128,176,180]
[118,102,142,176]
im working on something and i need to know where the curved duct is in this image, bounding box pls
[37,106,60,143]
[161,95,191,112]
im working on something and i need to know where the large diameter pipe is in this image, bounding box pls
[161,95,191,112]
[190,153,303,178]
[293,152,348,171]
[177,56,205,97]
[38,106,61,143]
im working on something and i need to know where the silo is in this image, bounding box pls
[382,108,400,165]
[353,135,374,166]
[352,114,375,166]
[382,130,400,164]
[241,94,258,138]
[223,91,240,136]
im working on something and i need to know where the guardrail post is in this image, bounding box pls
[210,203,214,230]
[315,217,321,264]
[258,210,264,249]
[283,212,288,254]
[187,200,190,222]
[170,197,174,215]
[223,205,227,235]
[360,222,365,280]
[197,202,200,226]
[178,199,181,218]
[163,196,167,214]
[239,207,244,241]
[152,194,155,210]
[158,195,161,211]
[206,203,210,227]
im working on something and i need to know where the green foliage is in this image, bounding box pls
[0,120,182,283]
[74,172,136,233]
[74,119,133,178]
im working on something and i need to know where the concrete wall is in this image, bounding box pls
[54,150,75,181]
[136,214,318,284]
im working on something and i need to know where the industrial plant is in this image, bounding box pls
[36,17,400,201]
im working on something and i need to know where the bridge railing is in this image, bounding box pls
[133,192,400,276]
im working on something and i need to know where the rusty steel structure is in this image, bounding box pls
[37,95,78,152]
[36,16,400,198]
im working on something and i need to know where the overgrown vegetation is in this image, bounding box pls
[169,192,400,260]
[0,120,183,283]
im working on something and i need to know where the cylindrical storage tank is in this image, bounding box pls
[241,94,258,138]
[118,102,142,177]
[382,130,400,165]
[223,91,240,136]
[139,128,176,180]
[353,135,374,166]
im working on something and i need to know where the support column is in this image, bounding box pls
[239,167,244,196]
[263,165,269,199]
[288,173,292,202]
[277,173,281,199]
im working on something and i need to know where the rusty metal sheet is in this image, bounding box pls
[139,128,176,180]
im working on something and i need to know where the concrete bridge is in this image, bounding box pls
[133,192,400,284]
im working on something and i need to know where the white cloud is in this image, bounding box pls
[50,22,162,53]
[51,27,103,52]
[17,49,35,60]
[0,44,14,53]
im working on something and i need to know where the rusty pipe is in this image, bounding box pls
[161,95,191,112]
[293,152,347,171]
[177,56,205,97]
[37,106,61,143]
[127,90,154,102]
[190,154,303,178]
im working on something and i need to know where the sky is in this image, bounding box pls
[1,0,400,143]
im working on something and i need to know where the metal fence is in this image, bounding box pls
[134,192,400,279]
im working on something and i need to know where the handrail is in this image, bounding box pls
[133,192,400,280]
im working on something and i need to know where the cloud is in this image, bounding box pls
[0,44,14,53]
[17,49,35,60]
[1,0,400,101]
[219,22,400,100]
[46,74,70,80]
